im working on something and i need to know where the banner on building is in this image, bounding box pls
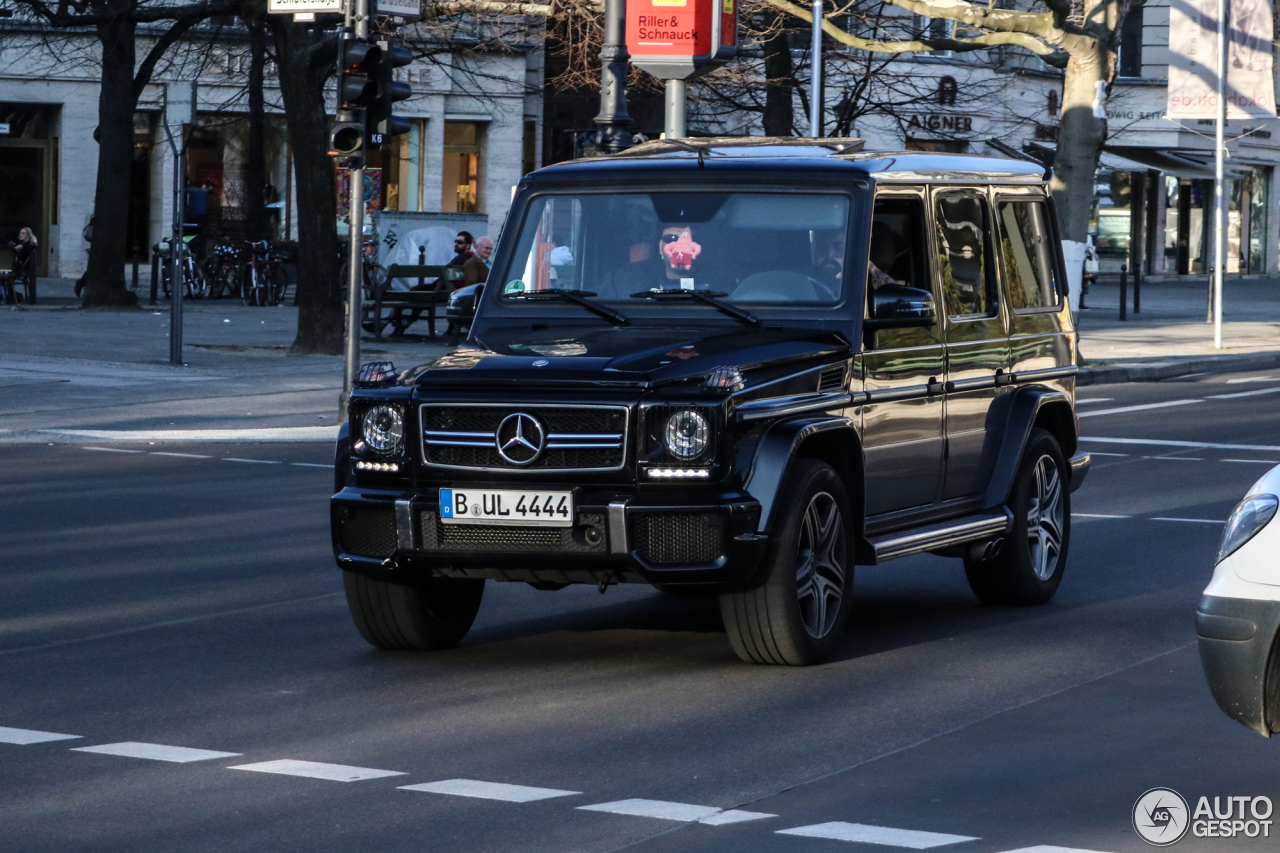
[1167,0,1276,119]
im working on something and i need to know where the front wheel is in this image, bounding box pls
[343,571,484,650]
[719,458,855,665]
[964,428,1070,605]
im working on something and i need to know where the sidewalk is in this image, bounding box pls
[1074,276,1280,384]
[0,277,451,442]
[4,275,1280,442]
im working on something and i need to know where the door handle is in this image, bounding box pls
[926,376,945,396]
[994,369,1014,387]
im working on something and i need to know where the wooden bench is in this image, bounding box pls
[362,265,465,339]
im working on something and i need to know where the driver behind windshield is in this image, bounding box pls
[604,224,706,296]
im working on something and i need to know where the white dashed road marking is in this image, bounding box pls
[1077,400,1202,418]
[1223,458,1280,464]
[577,798,773,824]
[1151,517,1224,524]
[43,427,338,442]
[72,742,240,763]
[776,821,978,848]
[1081,437,1280,453]
[83,446,145,454]
[151,452,212,459]
[1149,456,1203,461]
[0,726,81,745]
[1073,398,1114,404]
[1207,387,1280,399]
[1074,513,1131,519]
[223,458,282,464]
[1088,451,1129,457]
[229,759,407,782]
[399,779,581,802]
[290,462,331,468]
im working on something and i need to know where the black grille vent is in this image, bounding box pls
[633,513,724,565]
[338,508,396,558]
[419,511,607,554]
[816,365,846,393]
[422,405,627,471]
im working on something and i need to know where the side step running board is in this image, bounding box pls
[870,510,1013,563]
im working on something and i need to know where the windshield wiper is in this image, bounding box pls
[630,289,761,326]
[509,289,628,325]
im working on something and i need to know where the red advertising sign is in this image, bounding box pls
[626,0,737,80]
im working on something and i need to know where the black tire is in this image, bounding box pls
[719,458,855,665]
[242,268,259,306]
[342,570,484,651]
[964,428,1070,605]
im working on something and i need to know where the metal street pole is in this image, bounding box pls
[163,121,185,366]
[340,0,369,419]
[809,0,823,137]
[1213,0,1227,349]
[593,0,633,153]
[665,79,686,138]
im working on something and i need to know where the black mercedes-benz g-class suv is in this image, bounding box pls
[332,139,1090,665]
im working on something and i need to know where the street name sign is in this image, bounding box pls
[626,0,736,81]
[267,0,342,14]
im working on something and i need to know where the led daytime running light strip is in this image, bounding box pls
[355,461,400,473]
[647,468,711,479]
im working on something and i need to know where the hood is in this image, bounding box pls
[400,324,851,389]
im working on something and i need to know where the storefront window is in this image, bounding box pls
[1165,178,1210,274]
[186,114,291,242]
[443,121,483,213]
[1228,178,1243,273]
[1249,167,1269,273]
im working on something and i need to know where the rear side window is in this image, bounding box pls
[996,200,1060,310]
[934,194,994,317]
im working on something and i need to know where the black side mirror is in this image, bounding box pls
[864,284,937,331]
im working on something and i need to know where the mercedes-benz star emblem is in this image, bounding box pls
[496,413,546,465]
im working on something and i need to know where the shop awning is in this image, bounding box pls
[1104,146,1245,179]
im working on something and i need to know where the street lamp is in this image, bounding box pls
[594,0,633,153]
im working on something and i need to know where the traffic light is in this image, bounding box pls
[338,36,379,112]
[364,41,412,150]
[329,119,365,167]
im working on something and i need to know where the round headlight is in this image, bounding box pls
[1217,493,1278,564]
[362,405,404,454]
[665,409,709,459]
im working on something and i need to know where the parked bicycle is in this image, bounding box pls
[242,240,290,306]
[202,242,241,299]
[337,239,386,300]
[156,236,208,299]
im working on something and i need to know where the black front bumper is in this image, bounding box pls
[1196,594,1280,737]
[332,485,766,588]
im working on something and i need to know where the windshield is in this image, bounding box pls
[498,191,850,308]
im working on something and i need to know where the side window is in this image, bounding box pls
[996,200,1061,310]
[866,196,937,349]
[934,194,995,318]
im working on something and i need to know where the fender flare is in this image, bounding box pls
[982,386,1074,511]
[744,415,861,534]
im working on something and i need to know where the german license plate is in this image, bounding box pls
[439,488,573,527]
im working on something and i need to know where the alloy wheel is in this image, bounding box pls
[1027,454,1064,581]
[794,491,847,639]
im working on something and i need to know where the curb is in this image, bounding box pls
[1079,350,1280,386]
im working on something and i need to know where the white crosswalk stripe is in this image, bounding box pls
[399,779,580,802]
[0,726,81,745]
[229,759,407,782]
[72,742,240,763]
[577,798,774,824]
[776,822,978,848]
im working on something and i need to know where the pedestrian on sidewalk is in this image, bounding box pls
[8,227,37,305]
[463,236,493,286]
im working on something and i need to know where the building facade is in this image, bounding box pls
[0,21,543,278]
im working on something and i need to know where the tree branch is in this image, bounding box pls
[133,16,197,99]
[758,0,1067,67]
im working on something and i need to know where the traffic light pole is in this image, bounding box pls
[340,0,370,420]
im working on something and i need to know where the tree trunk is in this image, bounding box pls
[83,17,141,307]
[246,19,268,242]
[272,19,342,354]
[762,12,795,136]
[1049,39,1107,245]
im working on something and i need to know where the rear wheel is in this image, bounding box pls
[964,428,1070,605]
[342,571,484,650]
[719,458,854,665]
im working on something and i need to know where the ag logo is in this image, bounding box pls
[1134,788,1190,846]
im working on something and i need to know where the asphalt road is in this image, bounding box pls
[4,369,1280,853]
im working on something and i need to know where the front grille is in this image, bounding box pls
[421,405,627,471]
[418,511,607,554]
[338,508,396,558]
[633,512,724,565]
